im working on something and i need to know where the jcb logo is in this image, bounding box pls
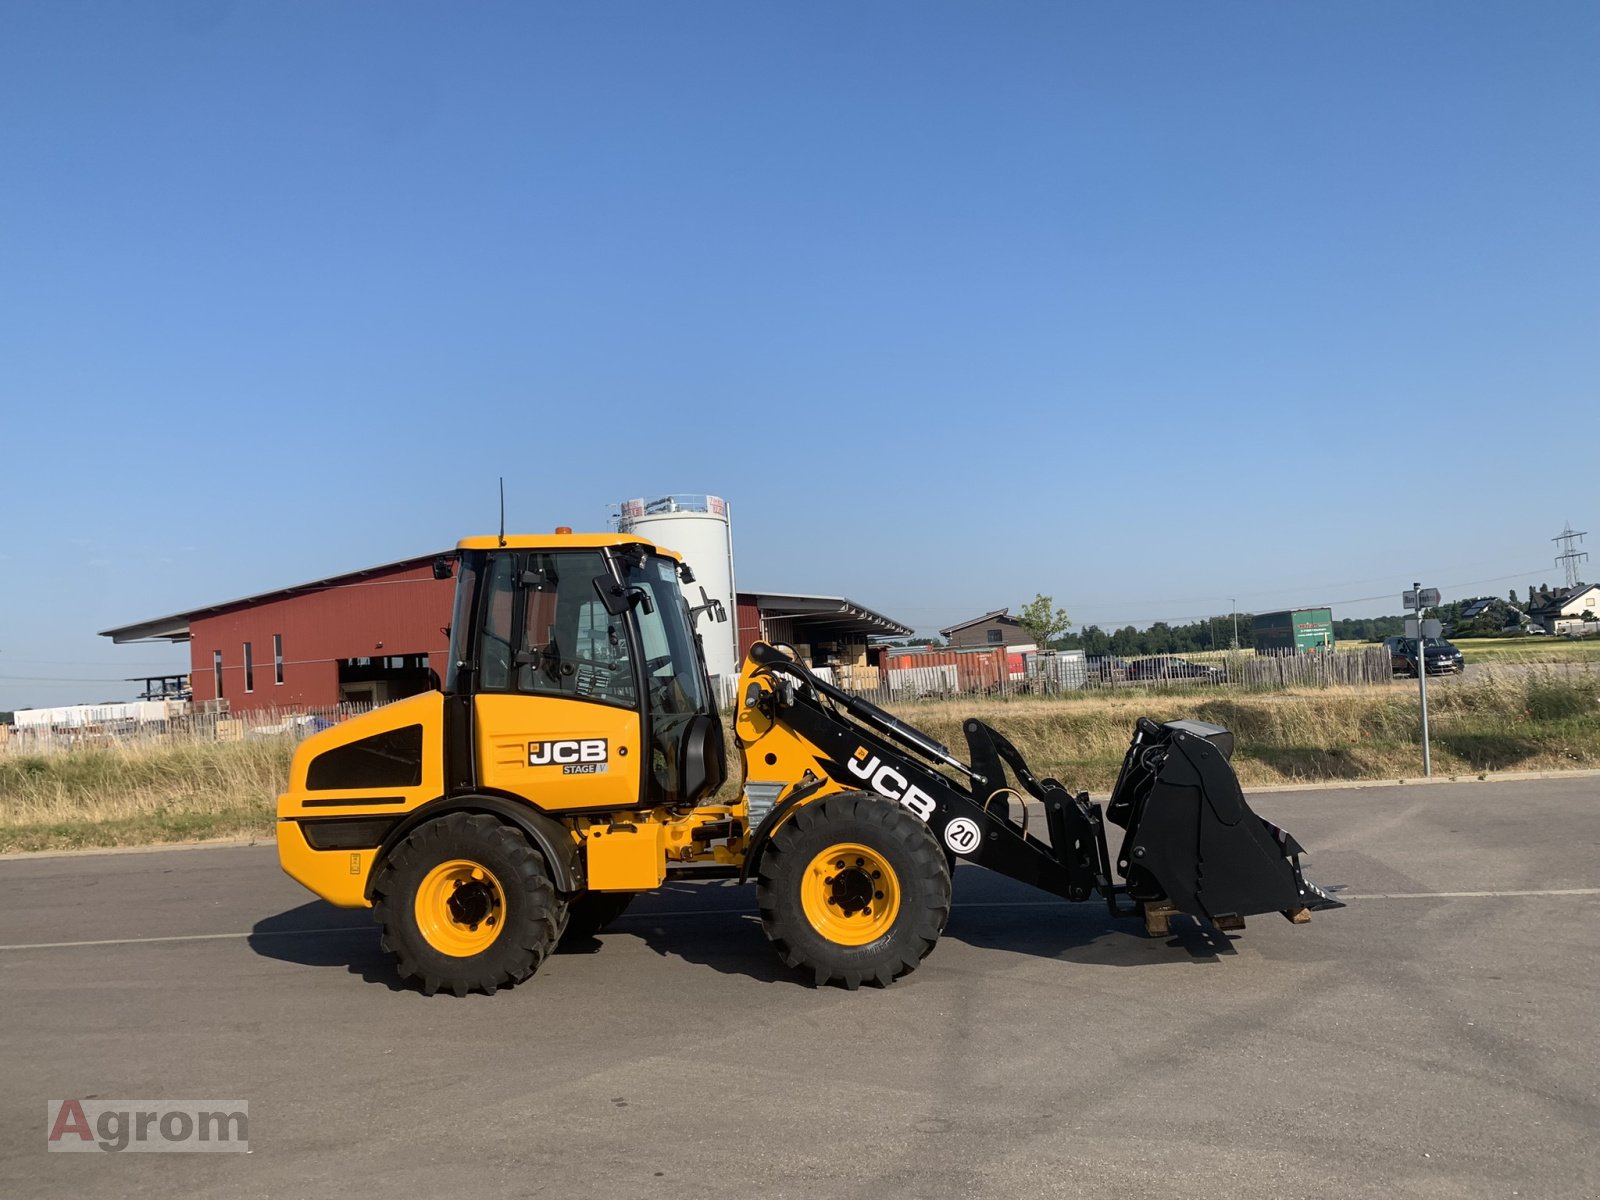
[529,739,608,768]
[846,750,936,822]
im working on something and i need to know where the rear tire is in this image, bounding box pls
[757,791,951,989]
[562,890,638,940]
[372,812,568,997]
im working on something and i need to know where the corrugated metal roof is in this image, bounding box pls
[98,552,447,643]
[740,591,913,638]
[102,558,914,646]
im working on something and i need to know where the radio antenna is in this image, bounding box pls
[498,477,506,547]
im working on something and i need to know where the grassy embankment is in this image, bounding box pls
[1,669,1596,853]
[0,738,294,854]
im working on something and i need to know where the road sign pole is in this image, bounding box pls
[1412,581,1431,778]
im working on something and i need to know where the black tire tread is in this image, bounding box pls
[371,812,567,997]
[756,791,951,990]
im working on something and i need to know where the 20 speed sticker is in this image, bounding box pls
[942,817,981,856]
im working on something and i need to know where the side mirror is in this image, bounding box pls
[593,578,655,617]
[689,586,727,626]
[594,578,631,617]
[432,555,455,581]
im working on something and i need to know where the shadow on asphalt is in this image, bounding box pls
[599,877,795,984]
[945,903,1239,965]
[607,870,1241,981]
[246,869,1239,993]
[247,902,406,990]
[938,866,1240,965]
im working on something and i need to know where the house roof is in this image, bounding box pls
[98,553,448,643]
[1460,598,1498,619]
[938,608,1017,637]
[101,559,913,647]
[741,592,912,639]
[1527,582,1597,617]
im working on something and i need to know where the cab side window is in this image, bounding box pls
[513,553,635,707]
[478,553,518,691]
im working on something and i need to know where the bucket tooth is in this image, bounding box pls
[1142,901,1179,938]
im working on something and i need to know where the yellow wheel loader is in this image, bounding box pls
[276,531,1340,995]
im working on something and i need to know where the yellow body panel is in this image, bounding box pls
[277,819,379,908]
[474,693,643,811]
[734,655,850,810]
[278,690,446,814]
[584,824,668,890]
[276,691,450,908]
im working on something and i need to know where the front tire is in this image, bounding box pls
[757,792,951,989]
[372,812,568,997]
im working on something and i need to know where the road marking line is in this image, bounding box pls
[0,927,370,952]
[4,888,1597,952]
[626,889,1600,918]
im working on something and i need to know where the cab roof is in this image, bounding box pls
[456,532,682,560]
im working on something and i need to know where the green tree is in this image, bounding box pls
[1016,593,1072,649]
[1076,624,1111,655]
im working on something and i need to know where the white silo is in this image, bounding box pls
[616,494,739,681]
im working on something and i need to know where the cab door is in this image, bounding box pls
[471,550,645,812]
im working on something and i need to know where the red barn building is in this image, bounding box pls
[102,556,910,714]
[101,554,456,712]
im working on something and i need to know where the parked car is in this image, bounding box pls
[1391,637,1465,676]
[1085,654,1130,684]
[1126,656,1227,683]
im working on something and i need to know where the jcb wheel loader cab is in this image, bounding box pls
[275,532,728,995]
[756,792,951,990]
[445,537,727,813]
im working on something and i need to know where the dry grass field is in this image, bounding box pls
[1340,635,1600,663]
[0,739,294,853]
[1450,635,1600,663]
[2,669,1596,853]
[902,668,1600,792]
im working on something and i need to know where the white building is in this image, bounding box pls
[1530,583,1599,635]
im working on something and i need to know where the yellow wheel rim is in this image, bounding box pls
[414,859,507,957]
[799,843,901,947]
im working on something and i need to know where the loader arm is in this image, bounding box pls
[736,641,1340,927]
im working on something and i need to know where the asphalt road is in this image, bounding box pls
[3,776,1598,1199]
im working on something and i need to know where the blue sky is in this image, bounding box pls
[2,2,1596,709]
